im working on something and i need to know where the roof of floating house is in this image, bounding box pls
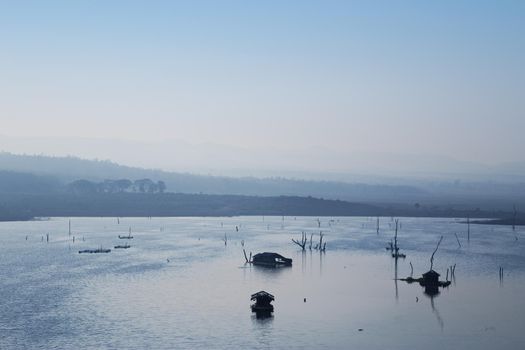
[251,291,275,301]
[253,252,288,259]
[422,270,440,278]
[252,252,292,264]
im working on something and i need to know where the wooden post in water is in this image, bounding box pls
[467,216,470,242]
[454,233,461,248]
[513,204,517,232]
[393,219,399,255]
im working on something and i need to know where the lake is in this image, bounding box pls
[1,216,524,349]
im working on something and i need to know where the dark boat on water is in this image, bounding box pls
[252,252,292,267]
[118,227,133,239]
[114,243,131,249]
[78,248,111,254]
[251,290,275,315]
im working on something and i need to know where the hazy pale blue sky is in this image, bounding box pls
[0,0,524,166]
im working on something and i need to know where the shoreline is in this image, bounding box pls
[0,192,518,224]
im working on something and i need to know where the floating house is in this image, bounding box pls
[401,269,451,297]
[420,270,443,296]
[422,270,440,285]
[252,252,292,267]
[251,290,275,313]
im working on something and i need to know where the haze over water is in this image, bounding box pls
[1,216,524,349]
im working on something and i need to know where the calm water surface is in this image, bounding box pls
[1,216,524,349]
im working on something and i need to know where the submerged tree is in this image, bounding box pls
[430,236,444,271]
[513,204,518,231]
[390,219,405,258]
[292,232,307,250]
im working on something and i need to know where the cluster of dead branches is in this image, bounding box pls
[292,231,326,251]
[387,219,405,258]
[242,240,252,263]
[292,232,308,250]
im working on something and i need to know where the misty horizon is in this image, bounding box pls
[2,134,525,184]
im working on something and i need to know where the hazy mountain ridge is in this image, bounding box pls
[3,135,525,183]
[1,152,525,212]
[0,153,521,222]
[0,152,426,201]
[0,170,62,194]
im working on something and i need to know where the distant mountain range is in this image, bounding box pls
[1,151,524,213]
[2,134,525,183]
[0,152,425,202]
[1,152,523,221]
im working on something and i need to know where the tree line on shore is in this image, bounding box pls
[68,178,166,194]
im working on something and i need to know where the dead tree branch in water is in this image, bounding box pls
[454,233,461,248]
[314,231,326,251]
[390,219,405,258]
[243,249,252,263]
[241,240,252,263]
[292,232,307,250]
[513,204,518,231]
[393,219,399,254]
[467,216,470,242]
[430,236,444,271]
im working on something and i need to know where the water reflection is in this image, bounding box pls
[253,265,289,276]
[253,310,274,320]
[251,313,274,348]
[394,257,399,301]
[298,250,325,277]
[428,292,445,331]
[424,285,440,298]
[301,251,306,275]
[319,250,324,277]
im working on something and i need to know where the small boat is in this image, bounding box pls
[118,227,134,239]
[251,291,275,314]
[114,243,131,249]
[78,248,111,254]
[252,252,292,267]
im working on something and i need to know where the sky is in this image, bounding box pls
[0,0,524,174]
